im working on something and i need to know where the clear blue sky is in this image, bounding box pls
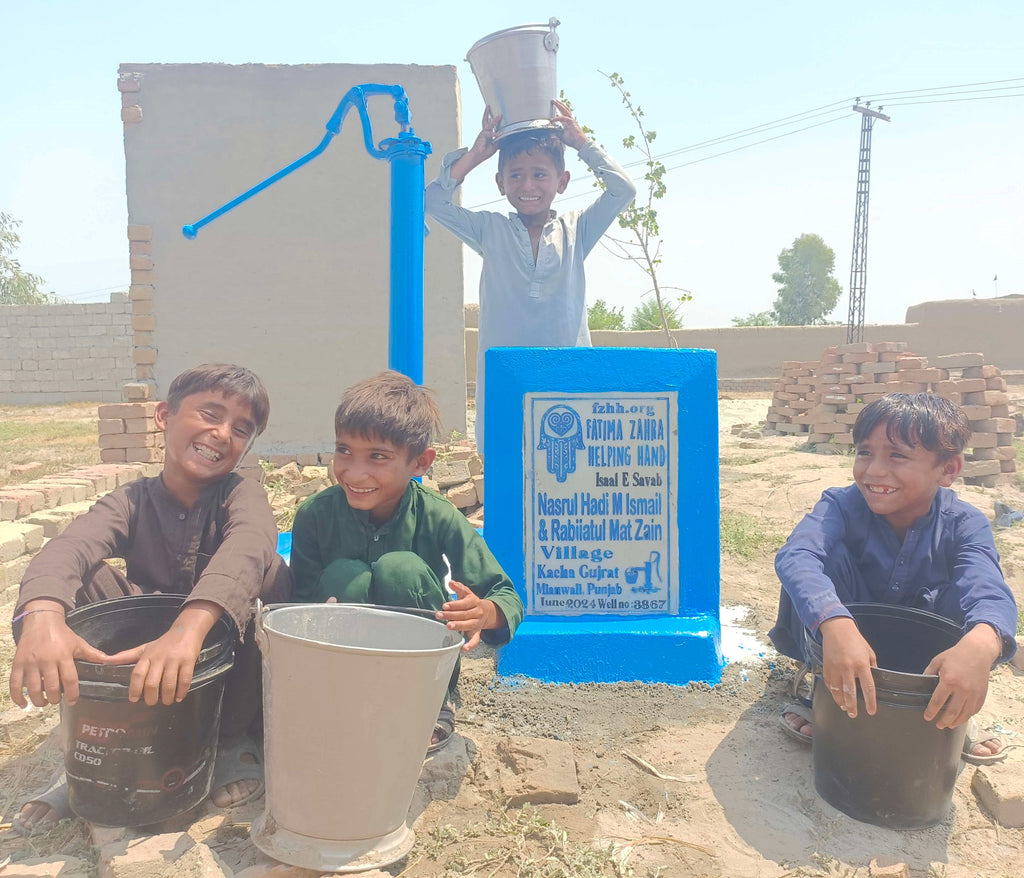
[2,1,1021,328]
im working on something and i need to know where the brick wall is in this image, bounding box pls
[0,293,133,403]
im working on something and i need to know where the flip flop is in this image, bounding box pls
[427,702,456,755]
[211,735,265,807]
[12,772,73,836]
[962,719,1008,766]
[779,703,813,746]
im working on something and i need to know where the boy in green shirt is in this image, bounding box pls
[290,370,523,750]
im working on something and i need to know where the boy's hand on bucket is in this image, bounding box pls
[436,582,504,652]
[550,99,589,151]
[922,623,1003,729]
[820,616,878,718]
[104,601,221,706]
[9,602,110,708]
[469,107,502,161]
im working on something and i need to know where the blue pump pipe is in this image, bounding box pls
[182,84,431,384]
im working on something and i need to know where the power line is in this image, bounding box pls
[875,92,1024,108]
[860,76,1024,100]
[662,114,851,173]
[469,75,1024,208]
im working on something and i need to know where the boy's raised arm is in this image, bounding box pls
[550,98,590,151]
[446,106,502,184]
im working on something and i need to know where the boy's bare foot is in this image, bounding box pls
[211,737,265,808]
[963,724,1007,764]
[778,703,814,744]
[211,774,263,807]
[427,701,456,755]
[783,710,813,739]
[13,773,71,836]
[968,737,1002,759]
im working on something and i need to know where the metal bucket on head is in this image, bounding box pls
[251,603,463,873]
[466,17,560,140]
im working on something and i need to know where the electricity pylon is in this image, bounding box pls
[846,102,890,343]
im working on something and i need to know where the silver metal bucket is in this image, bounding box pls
[252,603,463,872]
[466,17,560,139]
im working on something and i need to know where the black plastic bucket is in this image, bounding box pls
[806,603,968,829]
[62,594,235,827]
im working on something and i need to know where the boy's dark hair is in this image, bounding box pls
[852,392,970,461]
[334,370,443,457]
[166,363,270,436]
[497,130,566,174]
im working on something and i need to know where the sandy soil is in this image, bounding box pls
[2,398,1023,877]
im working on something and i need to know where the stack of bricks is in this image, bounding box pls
[766,343,1018,487]
[127,223,157,390]
[97,401,164,464]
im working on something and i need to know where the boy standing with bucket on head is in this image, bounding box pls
[425,100,637,453]
[289,370,524,751]
[9,363,291,834]
[770,392,1017,762]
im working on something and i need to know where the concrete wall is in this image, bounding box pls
[904,296,1024,369]
[465,297,1024,385]
[120,63,465,455]
[0,294,133,403]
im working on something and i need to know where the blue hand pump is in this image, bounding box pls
[182,84,431,384]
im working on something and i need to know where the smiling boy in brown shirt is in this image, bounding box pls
[9,363,290,833]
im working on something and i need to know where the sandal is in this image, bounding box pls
[962,719,1008,766]
[789,661,814,708]
[427,702,456,755]
[211,735,265,807]
[778,703,813,746]
[12,771,73,836]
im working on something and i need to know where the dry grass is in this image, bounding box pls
[0,403,101,489]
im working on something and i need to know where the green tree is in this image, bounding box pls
[731,311,777,327]
[770,233,842,325]
[1,213,56,305]
[629,297,681,331]
[565,74,691,344]
[587,298,626,330]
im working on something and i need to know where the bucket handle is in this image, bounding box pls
[543,17,560,52]
[255,598,270,657]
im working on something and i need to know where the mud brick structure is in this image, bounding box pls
[766,344,1018,487]
[96,401,164,464]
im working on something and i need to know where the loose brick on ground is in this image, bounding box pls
[972,765,1024,828]
[498,736,580,807]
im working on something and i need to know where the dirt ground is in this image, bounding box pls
[2,397,1023,877]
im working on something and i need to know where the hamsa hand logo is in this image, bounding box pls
[537,405,584,483]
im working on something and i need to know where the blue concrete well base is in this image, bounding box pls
[497,614,723,685]
[485,346,723,687]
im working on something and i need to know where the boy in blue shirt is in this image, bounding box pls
[289,370,524,750]
[771,392,1017,762]
[425,100,636,453]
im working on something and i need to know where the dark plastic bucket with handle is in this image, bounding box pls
[806,602,968,829]
[62,594,235,827]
